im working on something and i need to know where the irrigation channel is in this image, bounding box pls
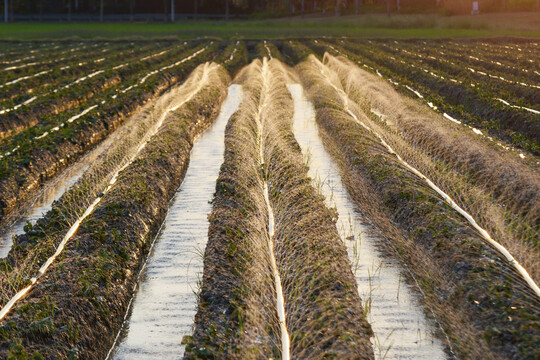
[288,83,447,360]
[0,58,193,258]
[108,85,243,359]
[0,125,123,258]
[0,164,88,258]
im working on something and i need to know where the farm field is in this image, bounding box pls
[1,12,540,39]
[0,38,538,360]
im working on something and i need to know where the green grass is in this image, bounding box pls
[1,12,539,40]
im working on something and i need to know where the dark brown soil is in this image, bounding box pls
[0,42,216,225]
[0,65,229,360]
[187,59,374,359]
[298,62,540,360]
[185,110,280,359]
[263,61,373,359]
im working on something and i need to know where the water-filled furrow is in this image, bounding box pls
[0,64,192,257]
[316,57,540,297]
[109,84,243,360]
[288,83,447,360]
[0,117,128,258]
[0,159,90,258]
[0,63,217,322]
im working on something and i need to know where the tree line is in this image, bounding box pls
[2,0,539,22]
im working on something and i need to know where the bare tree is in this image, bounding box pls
[39,0,44,21]
[301,0,304,18]
[4,0,7,22]
[194,0,198,20]
[171,0,175,22]
[226,0,230,20]
[99,0,104,22]
[130,0,135,22]
[163,0,168,22]
[67,0,72,22]
[335,0,341,16]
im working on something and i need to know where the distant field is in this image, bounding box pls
[0,12,539,39]
[0,28,538,360]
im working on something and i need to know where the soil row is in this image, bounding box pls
[0,41,194,142]
[0,42,93,82]
[0,41,216,224]
[317,39,539,155]
[375,41,539,107]
[0,63,229,359]
[186,58,373,359]
[262,60,373,359]
[297,57,540,360]
[185,62,279,358]
[0,42,167,138]
[214,40,249,76]
[322,54,539,280]
[0,42,137,106]
[408,40,539,80]
[0,62,217,303]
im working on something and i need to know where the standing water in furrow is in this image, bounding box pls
[0,132,117,258]
[288,83,447,360]
[0,163,88,258]
[110,84,243,359]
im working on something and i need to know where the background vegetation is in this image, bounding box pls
[0,12,539,39]
[1,0,540,19]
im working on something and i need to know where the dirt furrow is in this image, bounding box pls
[0,42,216,225]
[187,58,374,359]
[0,63,229,359]
[289,82,448,360]
[322,53,540,283]
[109,83,243,359]
[298,55,540,360]
[186,61,280,359]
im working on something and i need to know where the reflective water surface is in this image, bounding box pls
[110,85,243,360]
[289,83,447,360]
[0,151,99,258]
